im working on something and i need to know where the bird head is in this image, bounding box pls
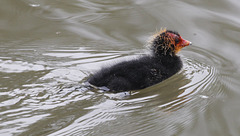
[149,29,191,56]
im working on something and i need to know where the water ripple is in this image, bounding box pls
[52,45,230,136]
[0,43,234,136]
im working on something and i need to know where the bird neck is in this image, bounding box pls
[151,49,176,58]
[151,51,182,71]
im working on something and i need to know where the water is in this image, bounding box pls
[1,0,240,135]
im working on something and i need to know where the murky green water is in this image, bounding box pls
[1,0,240,136]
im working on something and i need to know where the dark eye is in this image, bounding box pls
[175,38,180,44]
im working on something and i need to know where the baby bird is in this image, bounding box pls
[88,29,191,92]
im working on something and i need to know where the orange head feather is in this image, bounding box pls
[149,29,191,56]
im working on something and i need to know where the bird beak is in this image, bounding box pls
[174,37,191,53]
[181,38,192,47]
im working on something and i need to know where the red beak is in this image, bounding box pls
[181,38,192,47]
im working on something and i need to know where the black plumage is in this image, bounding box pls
[88,29,191,92]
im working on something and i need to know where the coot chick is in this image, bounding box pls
[88,29,191,92]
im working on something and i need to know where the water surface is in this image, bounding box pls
[1,0,240,136]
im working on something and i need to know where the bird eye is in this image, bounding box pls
[175,38,180,44]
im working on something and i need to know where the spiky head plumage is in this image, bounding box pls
[147,28,190,57]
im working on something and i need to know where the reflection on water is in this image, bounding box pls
[1,0,240,136]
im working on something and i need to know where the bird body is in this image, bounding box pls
[88,29,191,92]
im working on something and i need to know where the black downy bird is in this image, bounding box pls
[88,29,191,92]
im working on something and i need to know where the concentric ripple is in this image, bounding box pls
[0,43,234,136]
[42,45,231,136]
[1,0,240,135]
